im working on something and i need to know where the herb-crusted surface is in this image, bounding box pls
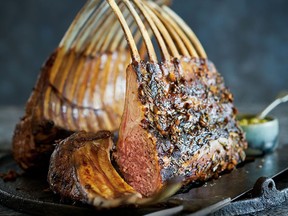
[132,57,247,182]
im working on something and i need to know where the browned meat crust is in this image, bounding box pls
[116,57,247,196]
[12,52,73,170]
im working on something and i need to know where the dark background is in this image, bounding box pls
[1,0,287,107]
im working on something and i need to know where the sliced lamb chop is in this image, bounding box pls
[48,131,140,205]
[48,130,181,208]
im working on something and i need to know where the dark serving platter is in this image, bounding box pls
[1,145,288,216]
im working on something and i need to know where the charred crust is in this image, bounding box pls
[132,57,247,182]
[55,131,112,153]
[48,131,113,202]
[69,130,112,143]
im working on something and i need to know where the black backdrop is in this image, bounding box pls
[1,0,287,106]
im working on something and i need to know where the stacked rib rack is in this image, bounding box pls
[13,0,247,208]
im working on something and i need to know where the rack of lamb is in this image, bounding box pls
[12,0,247,207]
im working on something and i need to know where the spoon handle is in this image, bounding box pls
[258,94,288,119]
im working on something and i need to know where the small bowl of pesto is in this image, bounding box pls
[238,114,279,154]
[238,93,288,155]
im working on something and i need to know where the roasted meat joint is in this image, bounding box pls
[12,0,247,208]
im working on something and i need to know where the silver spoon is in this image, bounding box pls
[257,93,288,119]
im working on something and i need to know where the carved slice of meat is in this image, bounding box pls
[48,130,181,208]
[116,57,247,197]
[48,131,141,206]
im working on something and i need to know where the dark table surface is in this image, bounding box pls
[0,104,287,216]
